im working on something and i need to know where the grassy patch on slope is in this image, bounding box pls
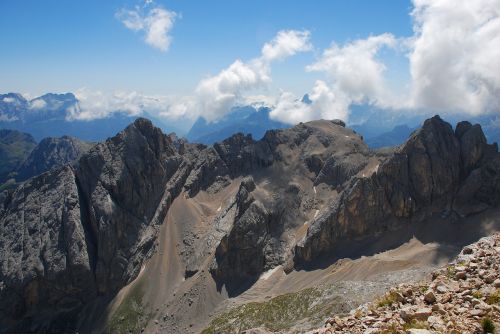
[107,281,151,334]
[201,285,349,334]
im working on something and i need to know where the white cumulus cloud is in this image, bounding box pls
[61,30,310,124]
[67,88,174,121]
[29,99,47,110]
[271,33,397,125]
[117,4,177,52]
[307,33,397,106]
[168,29,312,122]
[271,91,311,125]
[193,60,267,121]
[75,0,500,127]
[273,0,500,125]
[409,0,500,114]
[2,97,16,104]
[261,30,313,62]
[270,80,350,124]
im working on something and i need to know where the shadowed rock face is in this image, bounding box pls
[209,177,270,292]
[0,166,95,332]
[0,119,188,332]
[294,116,500,265]
[0,129,37,183]
[0,116,499,332]
[75,118,185,294]
[16,135,93,182]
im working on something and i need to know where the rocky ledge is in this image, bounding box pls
[314,233,500,334]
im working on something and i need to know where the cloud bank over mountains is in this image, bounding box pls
[59,30,311,123]
[26,0,499,125]
[272,0,500,124]
[178,30,312,122]
[271,33,398,124]
[67,89,173,121]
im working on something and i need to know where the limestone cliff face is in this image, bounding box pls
[0,116,499,333]
[0,119,187,332]
[75,118,184,294]
[295,116,500,264]
[0,166,95,332]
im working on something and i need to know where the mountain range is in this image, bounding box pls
[0,93,176,142]
[2,92,500,150]
[0,115,499,333]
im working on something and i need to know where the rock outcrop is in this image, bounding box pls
[201,120,372,289]
[209,177,269,288]
[0,165,95,332]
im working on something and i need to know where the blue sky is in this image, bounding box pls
[1,0,498,125]
[0,0,413,96]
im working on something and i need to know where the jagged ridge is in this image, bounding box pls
[0,115,499,333]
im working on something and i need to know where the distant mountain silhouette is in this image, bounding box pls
[0,129,36,185]
[186,105,289,144]
[365,124,417,148]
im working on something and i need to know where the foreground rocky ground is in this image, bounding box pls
[314,234,500,334]
[201,268,438,334]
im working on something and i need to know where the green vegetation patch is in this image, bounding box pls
[107,281,151,334]
[202,285,350,334]
[472,290,483,300]
[403,319,429,330]
[486,289,500,305]
[379,323,399,334]
[445,265,456,278]
[376,290,402,308]
[481,317,495,333]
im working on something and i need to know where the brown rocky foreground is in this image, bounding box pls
[313,233,500,334]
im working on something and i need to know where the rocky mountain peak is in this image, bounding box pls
[122,117,177,156]
[36,92,77,104]
[0,115,499,333]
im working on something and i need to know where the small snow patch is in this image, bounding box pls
[217,205,221,212]
[313,186,317,194]
[259,266,281,280]
[314,210,319,218]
